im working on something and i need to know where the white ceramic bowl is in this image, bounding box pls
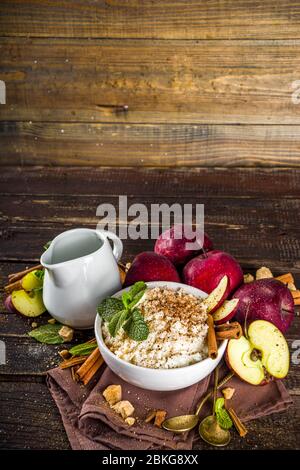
[95,281,227,391]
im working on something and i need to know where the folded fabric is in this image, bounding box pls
[47,363,293,450]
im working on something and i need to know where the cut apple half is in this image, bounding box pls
[202,275,229,314]
[226,320,289,385]
[213,298,239,325]
[11,289,46,317]
[21,270,43,292]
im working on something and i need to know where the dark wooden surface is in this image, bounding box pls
[0,166,299,450]
[1,1,300,167]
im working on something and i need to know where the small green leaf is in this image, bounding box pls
[69,341,97,356]
[122,292,131,309]
[28,323,65,344]
[97,297,124,321]
[128,289,145,309]
[123,308,149,341]
[34,269,45,281]
[215,398,233,430]
[108,310,124,337]
[129,281,147,300]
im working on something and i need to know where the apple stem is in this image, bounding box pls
[201,248,208,259]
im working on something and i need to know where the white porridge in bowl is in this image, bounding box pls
[102,286,208,369]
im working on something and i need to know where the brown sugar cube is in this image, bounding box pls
[58,326,74,342]
[102,385,122,406]
[125,417,136,426]
[243,273,254,284]
[154,410,167,428]
[222,387,235,400]
[112,400,135,419]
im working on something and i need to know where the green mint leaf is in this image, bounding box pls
[28,323,65,344]
[123,308,149,341]
[34,269,45,281]
[69,340,97,356]
[128,289,146,309]
[122,292,132,309]
[108,310,127,337]
[215,398,233,430]
[129,281,147,300]
[97,297,124,322]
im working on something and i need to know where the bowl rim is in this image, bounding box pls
[94,280,227,373]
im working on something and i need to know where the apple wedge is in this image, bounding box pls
[11,289,46,317]
[21,270,43,291]
[226,320,289,385]
[213,298,239,325]
[202,275,229,314]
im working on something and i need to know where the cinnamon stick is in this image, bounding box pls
[4,279,23,293]
[294,298,300,306]
[228,407,248,437]
[8,264,43,283]
[76,347,104,384]
[215,322,243,340]
[276,273,294,285]
[207,314,218,359]
[81,356,104,385]
[59,356,88,369]
[291,290,300,300]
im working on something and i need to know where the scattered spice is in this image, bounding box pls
[31,322,38,328]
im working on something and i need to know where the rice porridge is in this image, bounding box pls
[102,287,208,369]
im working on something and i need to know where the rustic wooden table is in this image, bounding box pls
[0,166,299,450]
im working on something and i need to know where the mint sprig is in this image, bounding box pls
[97,282,148,341]
[214,398,233,430]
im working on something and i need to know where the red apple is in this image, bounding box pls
[124,252,180,287]
[213,298,239,325]
[4,295,17,313]
[183,250,243,302]
[154,224,213,266]
[226,320,290,385]
[233,278,294,333]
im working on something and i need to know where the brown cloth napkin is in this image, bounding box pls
[47,363,292,450]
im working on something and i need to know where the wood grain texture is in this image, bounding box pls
[1,167,300,197]
[1,0,300,40]
[1,38,300,126]
[2,122,300,167]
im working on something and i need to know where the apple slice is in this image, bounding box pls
[202,275,229,314]
[21,270,43,291]
[226,320,289,385]
[213,298,239,325]
[249,320,289,379]
[11,289,46,317]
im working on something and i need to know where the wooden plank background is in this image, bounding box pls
[1,1,300,166]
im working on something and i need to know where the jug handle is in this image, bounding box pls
[98,230,123,262]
